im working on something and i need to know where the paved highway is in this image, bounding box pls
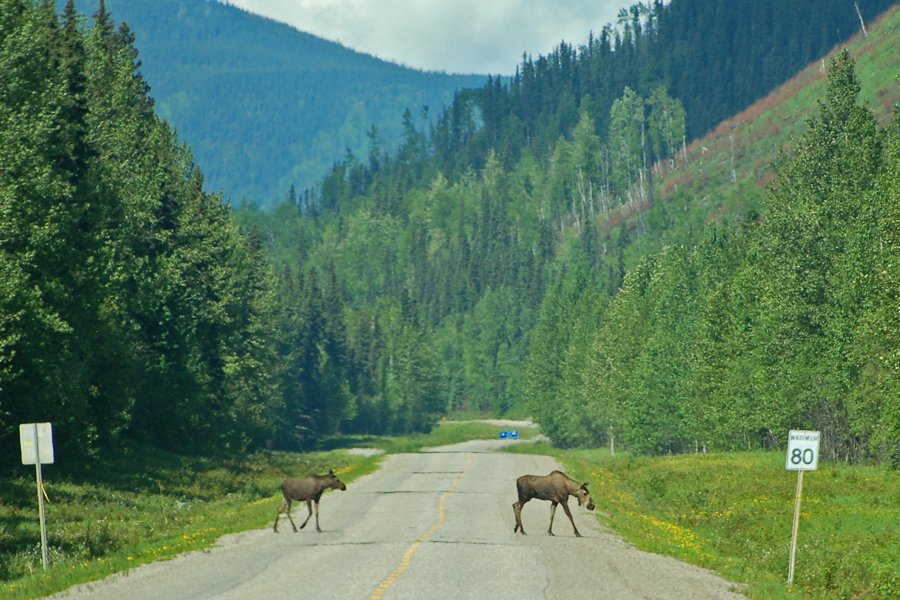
[49,438,747,599]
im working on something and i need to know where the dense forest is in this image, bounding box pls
[0,0,447,474]
[3,0,900,476]
[239,0,900,464]
[242,47,900,465]
[527,47,900,465]
[65,0,488,206]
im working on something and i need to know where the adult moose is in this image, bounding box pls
[512,470,595,537]
[274,470,347,533]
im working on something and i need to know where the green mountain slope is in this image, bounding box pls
[634,4,900,252]
[553,3,900,269]
[523,4,900,459]
[69,0,487,207]
[233,1,900,432]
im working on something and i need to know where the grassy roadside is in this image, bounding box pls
[18,422,894,600]
[505,442,900,600]
[0,421,531,600]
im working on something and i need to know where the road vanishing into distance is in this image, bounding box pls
[49,434,747,600]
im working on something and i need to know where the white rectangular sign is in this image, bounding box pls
[20,423,54,465]
[786,430,819,471]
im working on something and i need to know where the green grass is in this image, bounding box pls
[0,422,530,600]
[506,442,900,600]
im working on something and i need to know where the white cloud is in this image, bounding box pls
[218,0,634,74]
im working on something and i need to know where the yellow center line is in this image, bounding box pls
[369,452,472,599]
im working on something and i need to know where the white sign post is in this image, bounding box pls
[20,423,54,570]
[785,430,820,587]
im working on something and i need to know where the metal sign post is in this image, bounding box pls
[785,430,820,587]
[20,423,54,570]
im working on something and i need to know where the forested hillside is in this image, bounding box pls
[2,0,458,475]
[65,0,487,207]
[4,0,900,476]
[238,0,900,465]
[526,46,900,465]
[0,0,277,471]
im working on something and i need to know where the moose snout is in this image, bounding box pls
[587,501,595,511]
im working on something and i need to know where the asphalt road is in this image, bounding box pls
[49,437,747,600]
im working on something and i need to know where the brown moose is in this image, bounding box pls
[512,470,595,537]
[274,470,347,533]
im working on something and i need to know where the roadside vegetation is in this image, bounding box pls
[6,423,895,600]
[507,442,900,600]
[0,421,527,600]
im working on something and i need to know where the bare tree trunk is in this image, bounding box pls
[589,180,595,217]
[640,121,648,203]
[855,2,868,38]
[576,166,587,231]
[729,123,739,184]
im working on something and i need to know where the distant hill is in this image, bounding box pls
[69,0,488,207]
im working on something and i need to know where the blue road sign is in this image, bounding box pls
[499,430,519,439]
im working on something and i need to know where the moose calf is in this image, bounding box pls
[274,470,347,533]
[512,470,595,537]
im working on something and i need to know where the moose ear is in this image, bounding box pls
[582,482,589,489]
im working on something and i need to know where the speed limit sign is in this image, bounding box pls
[786,430,820,471]
[785,429,820,586]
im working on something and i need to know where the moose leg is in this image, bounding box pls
[314,499,322,532]
[286,497,299,532]
[561,499,581,537]
[512,498,529,534]
[548,502,558,536]
[274,497,294,533]
[299,499,314,530]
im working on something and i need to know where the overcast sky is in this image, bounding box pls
[218,0,636,75]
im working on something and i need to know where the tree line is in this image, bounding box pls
[66,0,488,207]
[407,0,895,187]
[243,79,691,420]
[246,36,900,464]
[525,51,900,464]
[0,0,442,474]
[5,0,898,473]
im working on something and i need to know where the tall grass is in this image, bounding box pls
[507,443,900,600]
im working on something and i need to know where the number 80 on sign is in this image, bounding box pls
[785,430,820,471]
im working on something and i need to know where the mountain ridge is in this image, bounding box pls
[70,0,489,206]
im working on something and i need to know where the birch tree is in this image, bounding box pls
[609,87,647,202]
[647,85,686,170]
